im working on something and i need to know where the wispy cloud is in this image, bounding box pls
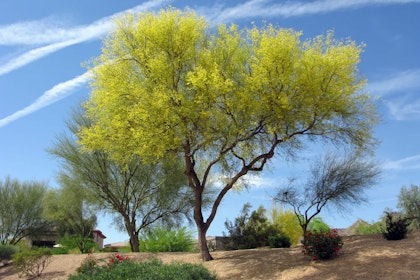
[383,154,420,170]
[0,73,89,128]
[0,0,169,76]
[202,0,420,23]
[368,69,420,97]
[368,69,420,120]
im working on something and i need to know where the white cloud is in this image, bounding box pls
[383,154,420,170]
[0,39,81,76]
[386,97,420,121]
[367,69,420,120]
[0,0,169,46]
[0,73,90,128]
[0,0,169,77]
[203,0,420,23]
[368,69,420,97]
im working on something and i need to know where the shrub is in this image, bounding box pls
[51,246,68,255]
[224,203,284,250]
[382,212,411,240]
[0,245,19,265]
[100,247,119,253]
[76,254,99,275]
[69,258,217,280]
[307,217,331,233]
[302,229,343,260]
[139,227,195,252]
[13,247,52,278]
[268,233,291,248]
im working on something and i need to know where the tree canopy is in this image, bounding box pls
[0,177,48,245]
[78,8,378,260]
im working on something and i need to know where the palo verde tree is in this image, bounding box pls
[43,176,97,253]
[79,9,378,260]
[274,152,380,240]
[0,177,49,245]
[49,107,192,252]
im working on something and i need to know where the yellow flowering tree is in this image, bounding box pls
[79,8,378,261]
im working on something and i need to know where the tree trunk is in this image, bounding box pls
[124,218,140,252]
[197,222,213,261]
[129,234,140,252]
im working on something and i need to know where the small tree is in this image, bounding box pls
[0,177,49,245]
[397,185,420,230]
[50,107,193,252]
[274,152,380,240]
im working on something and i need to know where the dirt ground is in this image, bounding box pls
[1,231,419,280]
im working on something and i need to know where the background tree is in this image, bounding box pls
[79,9,378,260]
[274,152,380,240]
[223,203,280,250]
[397,184,420,230]
[43,176,97,253]
[0,177,48,245]
[49,108,193,252]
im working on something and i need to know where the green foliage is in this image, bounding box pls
[302,229,343,260]
[224,203,283,250]
[139,227,195,252]
[382,212,411,240]
[69,258,217,280]
[13,247,52,279]
[58,235,97,254]
[307,217,331,233]
[353,220,384,235]
[51,246,68,255]
[0,244,18,265]
[268,233,291,248]
[397,185,420,230]
[0,176,48,245]
[100,247,119,253]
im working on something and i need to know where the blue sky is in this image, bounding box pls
[1,0,420,244]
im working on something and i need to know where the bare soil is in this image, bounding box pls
[1,231,419,280]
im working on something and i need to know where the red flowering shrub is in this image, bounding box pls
[108,254,130,268]
[301,229,343,260]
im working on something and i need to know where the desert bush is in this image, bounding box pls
[13,247,52,278]
[0,244,18,265]
[224,203,283,250]
[307,217,331,233]
[76,254,99,275]
[268,233,291,248]
[302,229,343,260]
[69,258,217,280]
[58,235,97,254]
[382,212,411,240]
[51,246,68,255]
[139,227,195,252]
